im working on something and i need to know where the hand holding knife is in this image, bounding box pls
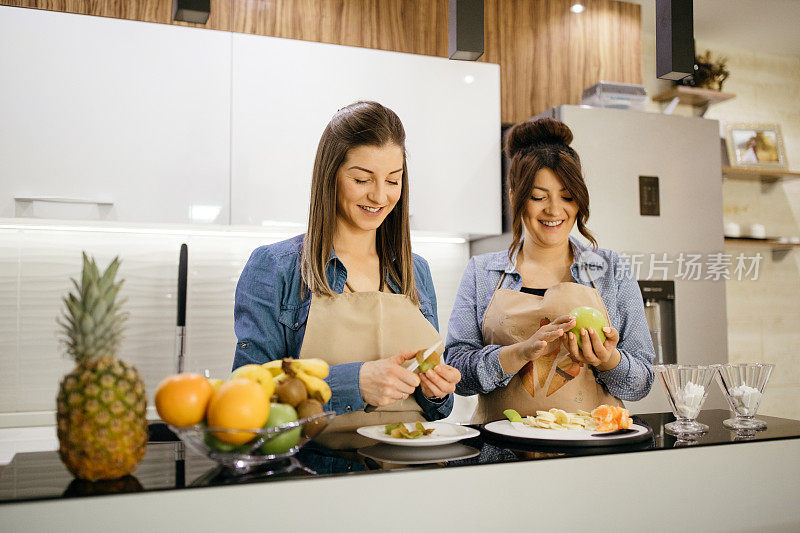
[363,341,444,413]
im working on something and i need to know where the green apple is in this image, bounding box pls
[259,403,301,455]
[568,306,608,349]
[204,430,251,453]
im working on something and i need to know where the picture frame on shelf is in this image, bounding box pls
[725,122,788,170]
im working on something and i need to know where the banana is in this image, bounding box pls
[291,358,330,379]
[262,360,284,377]
[295,369,332,404]
[262,358,329,379]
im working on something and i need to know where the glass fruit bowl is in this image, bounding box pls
[715,363,774,431]
[655,364,716,436]
[169,410,335,473]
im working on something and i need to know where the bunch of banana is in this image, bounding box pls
[263,358,332,405]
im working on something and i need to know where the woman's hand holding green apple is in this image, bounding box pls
[560,306,621,371]
[562,324,621,371]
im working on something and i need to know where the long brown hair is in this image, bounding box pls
[504,118,597,260]
[300,101,419,305]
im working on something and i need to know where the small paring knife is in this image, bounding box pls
[404,340,444,374]
[364,340,444,413]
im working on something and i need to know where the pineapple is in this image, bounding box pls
[56,253,147,481]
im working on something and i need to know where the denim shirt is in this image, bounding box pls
[444,235,655,401]
[233,234,453,420]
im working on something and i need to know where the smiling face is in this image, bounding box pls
[521,167,579,247]
[335,143,404,234]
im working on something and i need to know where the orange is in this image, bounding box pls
[206,379,271,444]
[155,373,214,427]
[208,378,225,393]
[591,404,633,432]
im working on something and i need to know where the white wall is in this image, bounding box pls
[0,220,470,426]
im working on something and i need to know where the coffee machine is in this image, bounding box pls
[637,280,676,365]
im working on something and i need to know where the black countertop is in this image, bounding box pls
[2,409,799,505]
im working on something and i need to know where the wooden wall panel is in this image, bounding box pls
[492,0,642,122]
[0,0,232,30]
[0,0,641,123]
[231,0,448,57]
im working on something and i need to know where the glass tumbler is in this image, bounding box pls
[715,363,774,431]
[655,364,717,436]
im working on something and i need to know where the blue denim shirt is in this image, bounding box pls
[233,234,453,420]
[445,235,655,401]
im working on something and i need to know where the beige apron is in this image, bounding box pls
[299,290,442,449]
[473,270,622,424]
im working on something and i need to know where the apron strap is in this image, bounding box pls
[582,264,598,290]
[494,271,507,291]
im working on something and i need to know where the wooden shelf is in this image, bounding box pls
[724,237,800,259]
[652,86,736,107]
[724,237,799,247]
[722,166,800,182]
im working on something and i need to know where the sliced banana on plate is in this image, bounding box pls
[521,408,598,431]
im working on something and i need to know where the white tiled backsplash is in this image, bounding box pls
[0,221,470,424]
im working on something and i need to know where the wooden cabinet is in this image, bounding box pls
[0,7,231,225]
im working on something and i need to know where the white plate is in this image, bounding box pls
[483,420,651,445]
[356,422,479,447]
[357,443,480,465]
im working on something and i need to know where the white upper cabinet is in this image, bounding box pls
[0,8,501,234]
[230,34,502,236]
[0,7,231,225]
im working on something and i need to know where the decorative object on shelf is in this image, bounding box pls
[56,253,148,481]
[679,50,730,91]
[748,223,766,239]
[723,221,741,238]
[725,122,789,171]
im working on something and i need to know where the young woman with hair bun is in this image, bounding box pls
[445,118,654,423]
[233,101,461,447]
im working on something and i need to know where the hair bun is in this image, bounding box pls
[504,118,574,159]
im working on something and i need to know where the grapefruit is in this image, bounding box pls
[206,379,270,444]
[154,373,214,427]
[229,364,275,400]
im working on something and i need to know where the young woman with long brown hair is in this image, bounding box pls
[233,101,460,446]
[445,118,654,423]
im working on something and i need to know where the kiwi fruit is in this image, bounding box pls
[297,398,326,438]
[276,376,307,407]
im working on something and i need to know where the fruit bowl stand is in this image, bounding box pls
[170,411,335,474]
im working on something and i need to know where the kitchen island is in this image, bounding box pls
[2,410,799,532]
